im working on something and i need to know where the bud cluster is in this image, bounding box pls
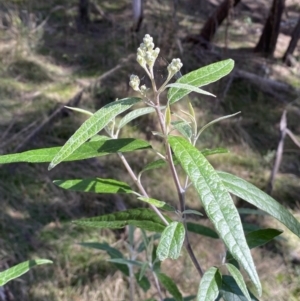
[137,34,160,71]
[167,58,183,78]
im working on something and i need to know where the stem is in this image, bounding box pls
[154,96,204,278]
[152,270,164,301]
[118,152,169,226]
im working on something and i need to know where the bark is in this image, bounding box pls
[254,0,285,56]
[78,0,90,26]
[199,0,241,45]
[282,17,300,65]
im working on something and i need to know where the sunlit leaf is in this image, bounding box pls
[156,272,183,301]
[218,171,300,238]
[157,222,185,261]
[138,196,176,211]
[226,264,251,301]
[166,83,216,97]
[197,267,221,301]
[168,59,234,104]
[53,178,133,194]
[0,259,52,286]
[118,107,156,129]
[0,138,150,164]
[64,106,93,116]
[49,97,141,170]
[73,208,168,233]
[168,136,261,296]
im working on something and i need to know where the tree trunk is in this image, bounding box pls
[198,0,241,46]
[282,17,300,65]
[254,0,285,57]
[78,0,90,26]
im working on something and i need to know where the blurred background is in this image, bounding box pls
[0,0,299,300]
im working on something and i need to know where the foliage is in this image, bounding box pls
[0,34,299,301]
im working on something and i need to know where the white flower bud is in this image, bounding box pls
[129,74,140,91]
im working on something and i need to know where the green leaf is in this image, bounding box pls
[218,171,300,238]
[118,107,156,129]
[201,148,229,157]
[156,272,183,301]
[138,196,176,212]
[187,222,219,239]
[107,258,144,266]
[0,138,150,164]
[157,221,185,261]
[135,271,151,292]
[197,267,221,301]
[220,275,259,301]
[237,208,269,216]
[138,262,149,281]
[0,259,52,286]
[226,264,251,301]
[73,208,168,233]
[196,112,240,140]
[78,242,129,275]
[182,209,203,216]
[53,178,133,194]
[166,83,216,97]
[168,136,261,296]
[49,97,141,170]
[168,59,234,104]
[64,106,93,116]
[171,121,193,140]
[141,158,168,174]
[246,228,283,249]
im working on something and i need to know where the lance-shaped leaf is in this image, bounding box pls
[138,196,176,211]
[171,120,193,140]
[197,267,222,301]
[187,222,219,239]
[168,136,261,296]
[0,259,52,286]
[156,272,183,301]
[246,228,283,249]
[168,59,234,104]
[73,208,168,233]
[53,178,133,194]
[49,97,141,170]
[166,83,216,97]
[218,171,300,238]
[0,138,150,164]
[220,275,259,301]
[226,264,251,301]
[118,107,156,129]
[79,242,129,275]
[157,221,185,261]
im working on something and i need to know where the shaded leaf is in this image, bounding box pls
[220,275,259,301]
[107,258,143,266]
[171,120,193,140]
[0,259,52,286]
[218,171,300,238]
[79,242,129,275]
[49,97,141,170]
[182,209,203,216]
[246,228,283,249]
[226,264,251,301]
[187,222,219,239]
[73,208,168,233]
[157,222,185,261]
[54,178,133,194]
[135,271,151,292]
[168,59,234,104]
[197,267,221,301]
[168,136,261,296]
[201,148,229,157]
[0,138,150,164]
[156,272,183,301]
